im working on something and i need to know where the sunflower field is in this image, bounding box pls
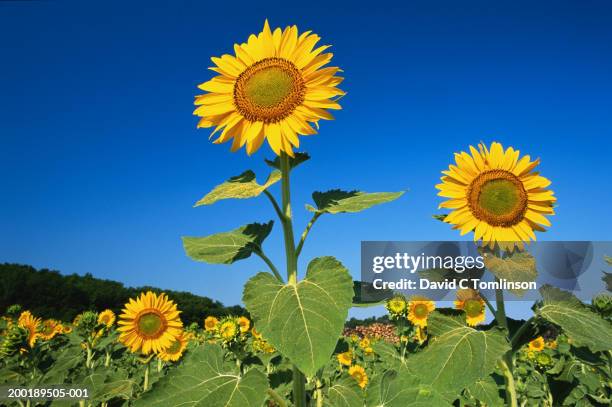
[2,19,611,407]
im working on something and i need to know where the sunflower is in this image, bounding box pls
[39,319,62,341]
[358,337,371,350]
[337,351,353,367]
[158,333,188,362]
[251,327,263,340]
[454,289,486,326]
[17,311,41,348]
[218,318,239,342]
[436,142,556,251]
[363,347,374,356]
[528,336,545,352]
[117,291,183,355]
[194,20,344,156]
[348,365,368,389]
[546,339,558,350]
[236,316,250,334]
[98,309,116,328]
[204,316,219,332]
[407,297,435,328]
[62,325,73,334]
[73,313,82,326]
[385,295,407,318]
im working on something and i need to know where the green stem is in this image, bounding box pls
[253,246,284,283]
[498,356,518,407]
[494,281,508,332]
[295,212,322,258]
[315,378,324,407]
[280,153,307,407]
[264,189,285,224]
[143,362,150,392]
[267,388,288,407]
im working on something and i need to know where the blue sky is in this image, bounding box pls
[1,0,611,320]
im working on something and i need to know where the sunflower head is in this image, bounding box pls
[454,289,486,327]
[436,142,556,251]
[39,319,62,341]
[158,333,188,362]
[117,291,183,355]
[407,297,435,328]
[528,336,545,352]
[204,316,219,332]
[194,20,344,156]
[348,365,369,389]
[236,316,250,334]
[17,311,41,348]
[337,351,353,367]
[218,318,239,343]
[385,295,407,318]
[358,337,371,350]
[98,310,116,328]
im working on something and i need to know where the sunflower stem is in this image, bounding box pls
[264,189,286,224]
[494,283,508,332]
[253,246,284,283]
[296,212,322,259]
[280,152,307,407]
[267,388,288,407]
[498,355,518,407]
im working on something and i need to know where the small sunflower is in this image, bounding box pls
[407,297,435,328]
[251,327,263,340]
[454,289,486,326]
[194,20,344,156]
[348,365,368,389]
[528,336,545,352]
[363,347,374,356]
[39,319,62,341]
[358,337,371,350]
[236,316,250,334]
[117,291,183,355]
[158,333,188,362]
[218,318,239,342]
[98,309,116,328]
[62,325,73,334]
[546,339,558,350]
[437,142,556,251]
[73,313,83,326]
[17,311,41,348]
[385,295,407,318]
[204,316,219,332]
[337,351,353,367]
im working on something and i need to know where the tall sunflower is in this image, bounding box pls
[17,311,41,348]
[117,292,183,355]
[194,20,344,156]
[436,142,556,251]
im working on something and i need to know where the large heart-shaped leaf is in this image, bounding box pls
[538,285,612,352]
[242,256,353,377]
[366,369,450,407]
[465,375,504,407]
[182,221,273,264]
[484,251,537,297]
[135,345,268,407]
[405,313,509,394]
[195,170,281,206]
[306,190,404,214]
[327,376,363,407]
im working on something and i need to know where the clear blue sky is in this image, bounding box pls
[1,0,611,319]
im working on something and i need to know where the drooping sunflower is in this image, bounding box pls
[407,297,435,328]
[39,319,62,341]
[117,292,183,355]
[348,365,369,389]
[98,309,116,328]
[528,336,545,352]
[385,295,407,318]
[194,20,344,156]
[337,351,353,367]
[204,316,219,332]
[454,289,486,326]
[236,316,250,334]
[158,333,188,362]
[436,142,556,251]
[17,311,41,348]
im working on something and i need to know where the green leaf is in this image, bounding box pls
[306,190,404,214]
[466,375,504,407]
[366,369,451,407]
[182,221,273,264]
[538,285,612,352]
[135,344,268,407]
[406,313,510,394]
[484,251,537,297]
[265,152,310,170]
[327,376,363,407]
[195,170,281,206]
[242,256,354,377]
[603,272,612,292]
[352,280,393,306]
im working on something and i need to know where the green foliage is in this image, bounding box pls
[484,250,537,297]
[182,221,273,264]
[194,170,281,206]
[243,256,354,377]
[538,285,612,352]
[306,189,404,214]
[264,152,311,170]
[0,263,244,325]
[137,345,268,407]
